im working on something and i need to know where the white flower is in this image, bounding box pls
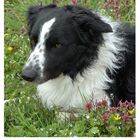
[86,115,90,119]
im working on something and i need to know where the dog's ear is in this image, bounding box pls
[71,7,112,33]
[27,4,57,36]
[27,5,43,25]
[27,4,57,26]
[27,4,57,17]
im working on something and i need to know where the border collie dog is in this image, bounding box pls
[21,4,135,112]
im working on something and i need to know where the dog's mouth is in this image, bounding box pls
[21,74,47,84]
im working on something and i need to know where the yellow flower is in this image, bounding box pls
[114,115,121,121]
[128,108,135,115]
[7,47,13,52]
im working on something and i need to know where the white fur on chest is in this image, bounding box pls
[37,73,111,112]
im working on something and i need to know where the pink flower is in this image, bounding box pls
[19,26,26,34]
[127,100,135,110]
[96,99,108,109]
[85,100,93,112]
[118,100,134,109]
[101,99,108,107]
[122,112,132,122]
[101,112,109,122]
[110,107,117,112]
[115,9,121,17]
[118,100,127,108]
[71,0,78,5]
[113,0,120,8]
[125,0,129,7]
[104,2,109,9]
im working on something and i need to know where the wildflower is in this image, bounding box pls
[113,0,120,8]
[85,100,93,112]
[128,108,135,115]
[96,100,104,110]
[86,115,90,119]
[118,100,135,110]
[127,100,135,110]
[100,98,108,107]
[114,114,121,121]
[122,112,131,122]
[104,1,110,9]
[101,112,109,122]
[125,0,129,7]
[19,26,26,34]
[110,107,117,112]
[118,100,127,108]
[118,126,121,130]
[115,9,121,17]
[96,99,108,110]
[7,46,14,52]
[71,0,77,5]
[96,101,102,108]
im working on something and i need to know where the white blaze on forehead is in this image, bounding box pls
[39,18,56,42]
[24,18,56,77]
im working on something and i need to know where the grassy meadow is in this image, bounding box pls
[4,0,135,137]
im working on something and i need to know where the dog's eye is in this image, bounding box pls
[55,44,62,48]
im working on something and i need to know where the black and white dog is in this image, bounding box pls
[21,4,135,111]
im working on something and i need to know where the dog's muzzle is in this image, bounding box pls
[21,67,38,82]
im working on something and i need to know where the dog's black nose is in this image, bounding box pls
[21,67,37,82]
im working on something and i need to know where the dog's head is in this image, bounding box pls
[21,4,112,84]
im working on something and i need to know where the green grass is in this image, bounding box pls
[4,0,135,137]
